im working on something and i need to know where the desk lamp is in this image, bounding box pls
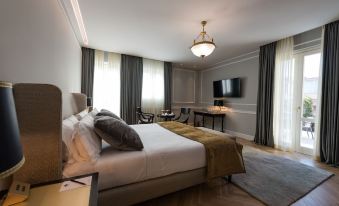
[0,82,29,206]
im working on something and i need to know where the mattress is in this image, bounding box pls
[63,123,206,190]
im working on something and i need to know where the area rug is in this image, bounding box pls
[232,147,334,206]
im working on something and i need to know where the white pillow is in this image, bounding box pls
[89,108,98,117]
[75,109,89,120]
[74,113,102,162]
[62,115,80,163]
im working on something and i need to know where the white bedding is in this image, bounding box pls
[63,123,206,190]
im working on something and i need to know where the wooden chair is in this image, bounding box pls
[174,108,191,124]
[136,107,154,124]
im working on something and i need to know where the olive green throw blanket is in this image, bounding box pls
[158,122,246,179]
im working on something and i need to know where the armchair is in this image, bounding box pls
[136,107,154,124]
[174,108,191,124]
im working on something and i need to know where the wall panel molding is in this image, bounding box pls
[203,50,259,72]
[225,130,254,141]
[200,52,259,104]
[172,68,196,104]
[230,109,256,115]
[207,50,259,68]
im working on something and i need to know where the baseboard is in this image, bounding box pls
[225,130,254,141]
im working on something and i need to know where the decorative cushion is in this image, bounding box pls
[94,116,143,151]
[74,113,102,162]
[96,109,125,123]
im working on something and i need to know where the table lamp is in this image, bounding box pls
[214,100,224,111]
[87,97,93,112]
[214,100,224,107]
[0,82,28,206]
[86,97,92,107]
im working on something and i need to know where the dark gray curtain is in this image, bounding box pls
[120,54,143,124]
[81,47,95,98]
[254,42,277,147]
[164,62,172,111]
[320,21,339,166]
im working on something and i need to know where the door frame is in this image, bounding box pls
[293,47,321,155]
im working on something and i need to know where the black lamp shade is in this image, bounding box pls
[214,100,224,106]
[87,97,93,107]
[0,82,24,179]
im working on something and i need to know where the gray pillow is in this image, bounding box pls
[96,109,125,123]
[94,116,143,151]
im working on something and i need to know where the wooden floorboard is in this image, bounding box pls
[138,138,339,206]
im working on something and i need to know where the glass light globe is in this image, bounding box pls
[191,42,216,58]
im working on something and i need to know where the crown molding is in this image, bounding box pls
[58,0,88,46]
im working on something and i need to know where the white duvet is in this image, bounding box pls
[63,123,206,190]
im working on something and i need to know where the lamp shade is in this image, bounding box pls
[191,42,216,58]
[87,97,93,107]
[214,100,224,107]
[0,82,24,179]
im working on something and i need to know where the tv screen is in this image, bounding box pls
[213,78,241,97]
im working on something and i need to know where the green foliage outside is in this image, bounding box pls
[303,97,313,118]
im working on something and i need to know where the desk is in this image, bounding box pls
[193,110,225,132]
[157,113,175,121]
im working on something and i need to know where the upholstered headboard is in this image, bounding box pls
[63,93,87,119]
[12,83,87,184]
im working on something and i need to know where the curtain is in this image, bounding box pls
[313,28,325,160]
[93,51,121,115]
[254,42,277,147]
[320,20,339,166]
[273,37,296,151]
[120,54,143,124]
[142,59,164,122]
[164,62,172,111]
[81,47,95,98]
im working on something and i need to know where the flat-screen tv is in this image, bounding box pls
[213,78,241,98]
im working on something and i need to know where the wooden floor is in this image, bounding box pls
[138,138,339,206]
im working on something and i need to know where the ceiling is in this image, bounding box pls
[64,0,339,69]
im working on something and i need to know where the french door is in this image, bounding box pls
[294,49,322,155]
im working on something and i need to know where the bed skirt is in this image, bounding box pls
[99,168,206,206]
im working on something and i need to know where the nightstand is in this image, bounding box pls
[1,173,98,206]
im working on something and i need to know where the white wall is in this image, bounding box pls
[172,67,200,123]
[0,0,81,189]
[172,68,197,104]
[199,53,259,139]
[195,27,322,140]
[0,0,81,94]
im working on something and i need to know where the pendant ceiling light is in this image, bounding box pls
[191,21,216,58]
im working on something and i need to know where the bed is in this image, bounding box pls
[63,123,206,190]
[63,123,208,205]
[12,84,244,206]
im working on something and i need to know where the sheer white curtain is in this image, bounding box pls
[93,50,121,115]
[142,58,164,122]
[273,37,296,151]
[313,27,324,159]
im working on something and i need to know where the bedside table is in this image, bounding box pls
[1,173,98,206]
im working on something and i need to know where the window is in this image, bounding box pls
[142,59,164,121]
[93,51,121,116]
